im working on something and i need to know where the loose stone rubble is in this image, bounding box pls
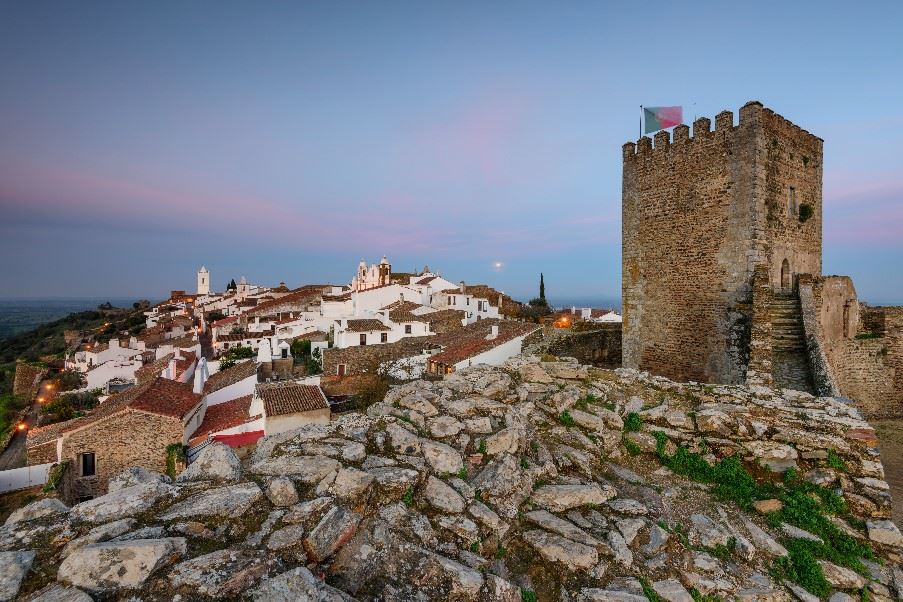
[1,355,901,601]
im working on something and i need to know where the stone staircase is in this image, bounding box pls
[769,292,815,393]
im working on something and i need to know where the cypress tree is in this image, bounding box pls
[539,273,546,302]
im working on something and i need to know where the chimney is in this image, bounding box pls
[460,280,466,293]
[165,358,177,380]
[193,360,205,394]
[498,294,503,307]
[571,306,576,314]
[488,324,499,339]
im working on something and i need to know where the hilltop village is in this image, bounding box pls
[0,103,901,602]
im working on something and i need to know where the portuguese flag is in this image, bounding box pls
[643,106,683,134]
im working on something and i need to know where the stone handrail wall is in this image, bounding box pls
[798,275,842,397]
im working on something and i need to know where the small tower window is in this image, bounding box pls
[788,187,797,217]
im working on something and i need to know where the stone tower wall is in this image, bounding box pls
[622,101,823,384]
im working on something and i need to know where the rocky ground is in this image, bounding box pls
[2,355,903,601]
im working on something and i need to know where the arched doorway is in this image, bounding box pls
[780,259,791,290]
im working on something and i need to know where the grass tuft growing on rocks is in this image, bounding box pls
[639,577,662,601]
[558,410,576,427]
[624,412,643,432]
[651,430,874,597]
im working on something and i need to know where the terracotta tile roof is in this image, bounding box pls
[129,377,203,419]
[380,300,421,312]
[422,309,466,324]
[136,353,174,383]
[247,285,327,316]
[462,285,523,316]
[164,334,198,349]
[416,276,438,285]
[291,330,328,341]
[429,320,541,366]
[210,316,238,328]
[27,377,200,447]
[344,319,390,332]
[216,330,274,342]
[188,395,257,446]
[256,382,329,416]
[203,360,257,394]
[174,355,196,380]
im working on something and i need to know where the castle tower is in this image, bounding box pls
[197,266,210,296]
[621,101,823,384]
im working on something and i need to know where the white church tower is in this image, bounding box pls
[197,266,210,296]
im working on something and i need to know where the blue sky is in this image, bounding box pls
[1,1,901,303]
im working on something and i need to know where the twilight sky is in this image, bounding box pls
[1,1,901,304]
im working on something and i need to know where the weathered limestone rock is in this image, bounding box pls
[421,440,464,474]
[752,499,783,515]
[435,515,479,541]
[386,422,422,455]
[58,538,186,592]
[531,483,616,512]
[817,560,867,589]
[642,524,669,555]
[282,496,333,524]
[367,467,420,501]
[742,518,788,557]
[250,455,340,483]
[580,589,647,601]
[160,482,262,520]
[468,501,508,538]
[522,529,598,570]
[169,549,272,596]
[652,578,694,602]
[485,574,521,602]
[4,498,68,526]
[423,476,465,513]
[25,584,93,602]
[568,409,609,433]
[428,553,485,598]
[267,524,306,551]
[62,518,136,558]
[303,506,362,562]
[483,427,520,455]
[108,466,171,493]
[249,566,354,601]
[690,513,730,548]
[524,510,601,546]
[429,415,464,438]
[608,530,633,568]
[695,410,734,436]
[265,477,299,507]
[745,441,799,472]
[866,519,903,548]
[519,363,553,384]
[71,481,172,523]
[331,467,374,501]
[0,550,35,601]
[176,442,242,482]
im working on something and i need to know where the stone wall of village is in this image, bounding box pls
[322,336,435,376]
[546,324,622,368]
[799,275,903,418]
[12,361,46,399]
[622,102,822,386]
[59,409,183,502]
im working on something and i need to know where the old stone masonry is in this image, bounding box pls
[2,356,902,601]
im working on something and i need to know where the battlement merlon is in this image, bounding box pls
[623,100,823,160]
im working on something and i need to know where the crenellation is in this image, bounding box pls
[636,136,652,155]
[692,116,711,137]
[653,130,670,150]
[622,141,636,159]
[715,110,734,131]
[673,124,690,143]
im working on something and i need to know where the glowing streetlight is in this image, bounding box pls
[16,422,27,432]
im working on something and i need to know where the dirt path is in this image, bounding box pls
[874,419,903,529]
